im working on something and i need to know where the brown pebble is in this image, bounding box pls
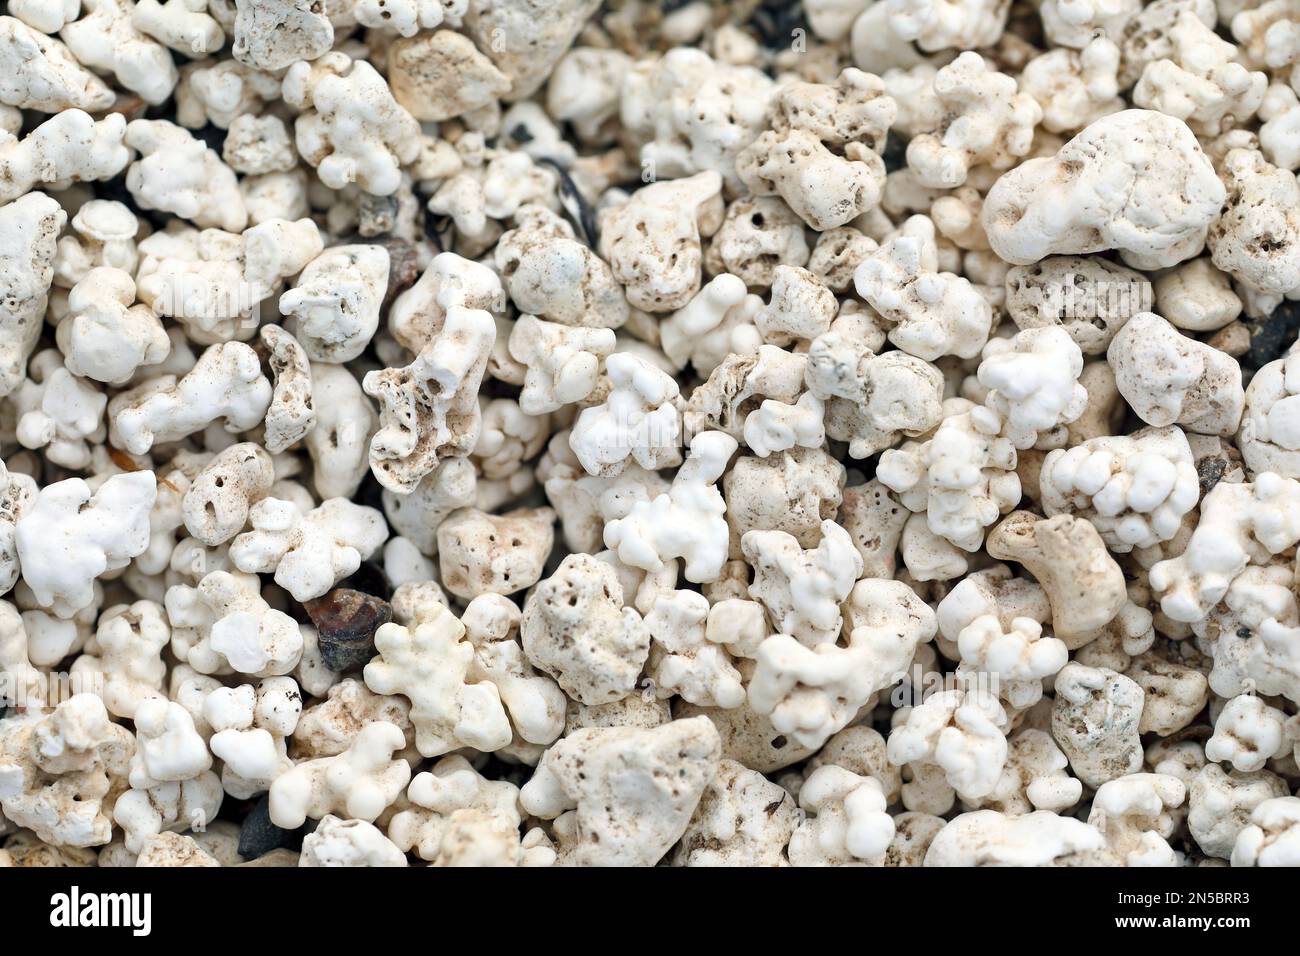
[302,588,393,671]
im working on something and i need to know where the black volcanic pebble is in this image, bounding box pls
[881,133,907,174]
[303,588,393,671]
[238,795,302,859]
[1246,300,1300,370]
[749,0,808,50]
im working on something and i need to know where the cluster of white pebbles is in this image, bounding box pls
[2,0,1300,867]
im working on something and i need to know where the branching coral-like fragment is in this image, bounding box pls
[363,305,496,494]
[364,602,512,757]
[283,52,422,197]
[905,53,1041,189]
[855,216,994,361]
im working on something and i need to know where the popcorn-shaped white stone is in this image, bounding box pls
[461,0,599,102]
[885,0,1010,51]
[644,589,745,709]
[748,579,936,750]
[461,593,565,746]
[888,686,1009,800]
[268,720,410,829]
[387,252,504,354]
[520,553,650,706]
[128,699,212,789]
[982,110,1225,270]
[388,754,524,862]
[0,193,65,399]
[280,244,390,363]
[742,520,862,647]
[230,497,387,602]
[1208,148,1300,296]
[307,363,375,500]
[685,344,806,444]
[136,219,323,343]
[598,171,723,313]
[437,505,554,600]
[1258,82,1300,170]
[0,110,129,206]
[1040,425,1200,552]
[283,52,422,197]
[110,342,272,454]
[62,0,178,105]
[494,204,628,330]
[182,442,274,547]
[9,0,80,33]
[364,304,496,494]
[672,758,796,866]
[806,329,944,460]
[1088,772,1186,866]
[177,58,283,129]
[1153,257,1242,333]
[508,315,616,416]
[986,511,1130,649]
[519,716,721,866]
[11,350,107,471]
[1109,312,1244,436]
[1134,9,1266,135]
[877,400,1020,552]
[132,0,225,57]
[113,773,223,854]
[603,431,735,584]
[354,0,464,35]
[1239,350,1300,478]
[167,569,303,677]
[260,325,314,455]
[1200,565,1300,705]
[389,28,510,123]
[1189,762,1287,860]
[301,815,407,867]
[74,601,169,719]
[0,16,114,112]
[126,120,247,232]
[0,693,134,847]
[1232,796,1300,866]
[569,352,682,478]
[660,274,763,376]
[232,0,333,72]
[736,68,892,230]
[755,266,837,347]
[905,53,1042,189]
[365,601,512,757]
[53,200,139,289]
[16,471,155,619]
[1051,662,1146,788]
[621,48,774,195]
[1040,0,1140,47]
[972,728,1082,814]
[978,326,1087,450]
[742,391,825,459]
[788,766,894,866]
[854,216,993,361]
[1020,37,1123,133]
[925,809,1107,865]
[1206,694,1290,772]
[958,615,1068,709]
[222,114,296,175]
[59,268,169,386]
